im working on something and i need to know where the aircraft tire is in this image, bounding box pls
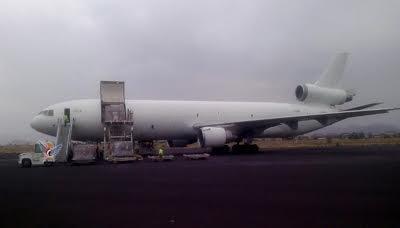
[231,144,241,153]
[211,145,230,153]
[22,159,31,168]
[231,144,259,153]
[250,144,259,153]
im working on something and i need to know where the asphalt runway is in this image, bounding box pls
[1,146,400,228]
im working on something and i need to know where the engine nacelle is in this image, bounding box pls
[198,127,234,147]
[167,139,196,148]
[295,84,354,106]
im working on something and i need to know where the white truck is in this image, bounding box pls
[18,141,60,168]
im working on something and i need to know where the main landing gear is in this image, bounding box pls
[231,144,259,153]
[211,145,230,154]
[211,144,260,154]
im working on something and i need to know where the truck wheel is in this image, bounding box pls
[44,162,53,167]
[22,159,32,168]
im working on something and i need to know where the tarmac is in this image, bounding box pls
[0,145,400,228]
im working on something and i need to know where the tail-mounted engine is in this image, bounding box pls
[295,84,354,106]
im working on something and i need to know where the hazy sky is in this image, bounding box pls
[0,0,399,144]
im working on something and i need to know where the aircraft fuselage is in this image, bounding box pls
[31,99,336,142]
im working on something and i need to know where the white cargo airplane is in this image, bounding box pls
[31,53,398,151]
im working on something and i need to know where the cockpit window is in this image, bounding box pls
[39,110,54,116]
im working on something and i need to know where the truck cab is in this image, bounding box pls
[18,141,56,168]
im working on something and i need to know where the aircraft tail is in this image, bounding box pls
[315,52,349,88]
[295,53,354,106]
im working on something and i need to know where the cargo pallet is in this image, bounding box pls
[148,155,175,162]
[183,153,210,160]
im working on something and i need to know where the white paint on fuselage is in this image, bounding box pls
[30,99,337,142]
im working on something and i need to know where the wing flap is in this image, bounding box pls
[344,102,383,111]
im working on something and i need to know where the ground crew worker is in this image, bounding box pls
[158,147,164,159]
[64,114,69,126]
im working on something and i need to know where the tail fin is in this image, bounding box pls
[315,53,349,88]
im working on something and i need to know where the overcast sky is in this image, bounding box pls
[0,0,399,144]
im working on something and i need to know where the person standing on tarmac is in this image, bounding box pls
[158,147,164,158]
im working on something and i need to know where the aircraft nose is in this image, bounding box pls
[30,116,40,131]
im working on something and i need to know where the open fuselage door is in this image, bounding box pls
[100,81,127,122]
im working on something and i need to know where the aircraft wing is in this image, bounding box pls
[193,107,400,132]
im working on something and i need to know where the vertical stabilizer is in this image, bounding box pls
[315,53,349,88]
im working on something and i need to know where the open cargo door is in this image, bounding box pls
[100,81,126,123]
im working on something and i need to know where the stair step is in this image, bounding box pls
[110,136,131,139]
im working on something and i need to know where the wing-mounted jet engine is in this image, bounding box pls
[295,52,355,106]
[198,127,235,147]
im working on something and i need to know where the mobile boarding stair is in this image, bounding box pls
[54,118,74,162]
[101,81,142,162]
[54,118,98,163]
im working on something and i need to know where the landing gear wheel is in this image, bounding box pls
[249,144,259,153]
[211,145,230,154]
[231,144,260,153]
[231,144,241,153]
[22,159,31,168]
